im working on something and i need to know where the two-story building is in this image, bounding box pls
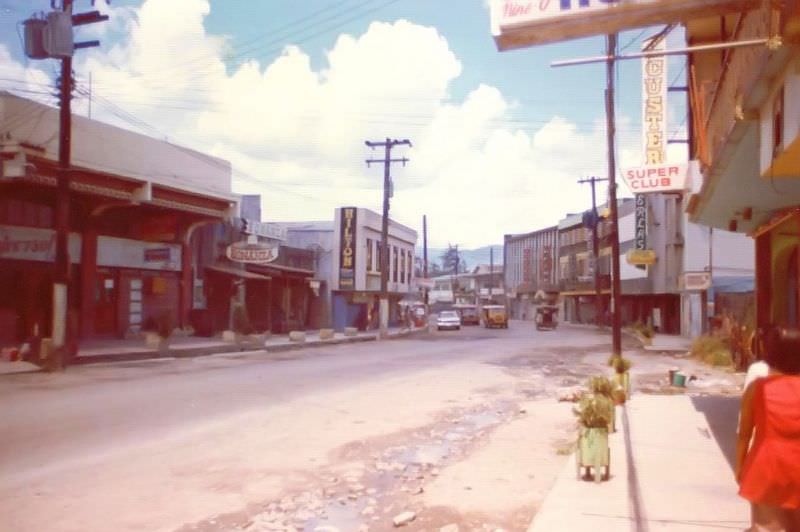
[686,1,800,339]
[0,92,239,350]
[272,208,417,332]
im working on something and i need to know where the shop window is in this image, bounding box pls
[393,246,398,283]
[400,250,406,284]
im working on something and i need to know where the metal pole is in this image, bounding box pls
[551,38,773,68]
[606,33,623,359]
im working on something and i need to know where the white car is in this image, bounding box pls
[437,310,461,331]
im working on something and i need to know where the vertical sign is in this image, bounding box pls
[339,207,357,289]
[635,194,648,251]
[541,245,553,286]
[523,247,532,284]
[638,37,667,268]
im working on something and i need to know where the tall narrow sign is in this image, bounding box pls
[637,36,667,268]
[339,207,357,289]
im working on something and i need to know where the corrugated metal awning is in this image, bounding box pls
[206,264,271,281]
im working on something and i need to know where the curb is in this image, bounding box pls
[67,328,427,367]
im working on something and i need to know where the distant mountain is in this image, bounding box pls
[420,245,503,273]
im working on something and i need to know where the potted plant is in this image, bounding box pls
[588,376,619,432]
[609,355,632,396]
[574,393,612,483]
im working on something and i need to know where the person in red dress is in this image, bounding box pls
[736,326,800,531]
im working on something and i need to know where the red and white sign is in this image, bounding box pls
[490,0,757,50]
[0,225,80,263]
[226,241,279,264]
[621,161,697,194]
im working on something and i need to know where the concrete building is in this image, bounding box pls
[0,92,239,350]
[429,265,504,310]
[503,226,559,320]
[275,208,417,332]
[685,2,800,339]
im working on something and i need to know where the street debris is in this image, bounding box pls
[392,510,416,527]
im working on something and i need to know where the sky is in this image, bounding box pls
[0,0,688,248]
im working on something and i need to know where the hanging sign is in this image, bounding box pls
[682,271,712,291]
[490,0,758,50]
[338,207,357,289]
[626,249,657,266]
[226,241,279,264]
[622,161,696,194]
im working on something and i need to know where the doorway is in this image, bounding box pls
[94,270,118,336]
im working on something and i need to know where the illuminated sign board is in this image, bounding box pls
[226,241,279,264]
[490,0,758,50]
[622,161,697,194]
[626,249,657,266]
[339,207,357,289]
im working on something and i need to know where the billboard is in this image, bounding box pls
[490,0,758,50]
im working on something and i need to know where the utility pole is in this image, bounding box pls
[423,215,429,307]
[578,175,608,328]
[51,0,75,366]
[365,138,411,339]
[605,33,623,359]
[21,0,109,368]
[489,246,494,304]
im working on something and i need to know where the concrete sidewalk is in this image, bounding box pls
[529,394,749,531]
[644,334,692,353]
[1,327,428,373]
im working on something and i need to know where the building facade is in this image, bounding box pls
[331,207,417,331]
[686,2,800,341]
[0,92,238,350]
[503,226,558,319]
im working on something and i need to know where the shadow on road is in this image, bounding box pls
[690,395,740,471]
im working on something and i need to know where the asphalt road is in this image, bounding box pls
[0,322,605,481]
[0,321,612,532]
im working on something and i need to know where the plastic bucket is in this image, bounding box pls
[672,372,687,387]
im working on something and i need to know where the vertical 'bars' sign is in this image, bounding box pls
[339,207,357,289]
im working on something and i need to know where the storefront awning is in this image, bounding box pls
[206,264,271,281]
[247,263,315,278]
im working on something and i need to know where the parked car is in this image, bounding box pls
[437,310,461,331]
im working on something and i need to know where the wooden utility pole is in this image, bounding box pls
[51,0,75,367]
[489,246,494,304]
[578,175,608,328]
[365,138,411,338]
[605,33,623,358]
[423,215,429,306]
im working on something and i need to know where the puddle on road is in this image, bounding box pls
[302,501,364,532]
[216,402,517,532]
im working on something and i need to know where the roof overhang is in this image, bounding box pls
[491,0,759,51]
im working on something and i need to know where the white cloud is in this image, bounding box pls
[0,0,644,249]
